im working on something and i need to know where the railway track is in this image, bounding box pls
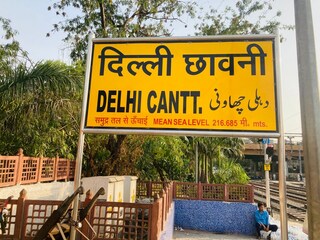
[251,180,307,222]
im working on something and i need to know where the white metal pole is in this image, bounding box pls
[263,143,271,208]
[69,133,85,240]
[195,142,198,183]
[275,29,289,240]
[278,135,288,240]
[294,1,320,238]
[69,33,95,240]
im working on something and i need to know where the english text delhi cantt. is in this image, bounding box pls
[96,90,201,114]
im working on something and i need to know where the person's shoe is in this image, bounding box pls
[267,233,271,240]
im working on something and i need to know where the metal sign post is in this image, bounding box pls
[274,30,289,240]
[69,34,95,240]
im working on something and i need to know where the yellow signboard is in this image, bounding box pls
[264,164,271,171]
[84,37,278,133]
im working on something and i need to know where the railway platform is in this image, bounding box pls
[173,229,257,239]
[173,212,308,240]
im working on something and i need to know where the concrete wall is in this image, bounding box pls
[0,181,74,200]
[1,176,138,202]
[160,202,175,240]
[174,200,257,236]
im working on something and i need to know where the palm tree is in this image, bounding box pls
[0,60,83,156]
[186,136,245,183]
[212,155,249,184]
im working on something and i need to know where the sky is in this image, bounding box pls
[1,0,319,139]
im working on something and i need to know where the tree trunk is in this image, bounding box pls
[98,1,107,37]
[103,134,127,175]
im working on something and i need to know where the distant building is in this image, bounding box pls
[242,143,304,181]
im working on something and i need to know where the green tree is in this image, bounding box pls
[82,134,145,177]
[48,0,196,62]
[212,155,249,184]
[0,17,84,157]
[0,60,83,156]
[136,136,190,181]
[0,17,30,80]
[195,0,283,36]
[191,137,246,184]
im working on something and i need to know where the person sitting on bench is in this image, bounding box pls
[254,202,278,239]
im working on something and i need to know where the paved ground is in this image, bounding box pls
[173,229,257,240]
